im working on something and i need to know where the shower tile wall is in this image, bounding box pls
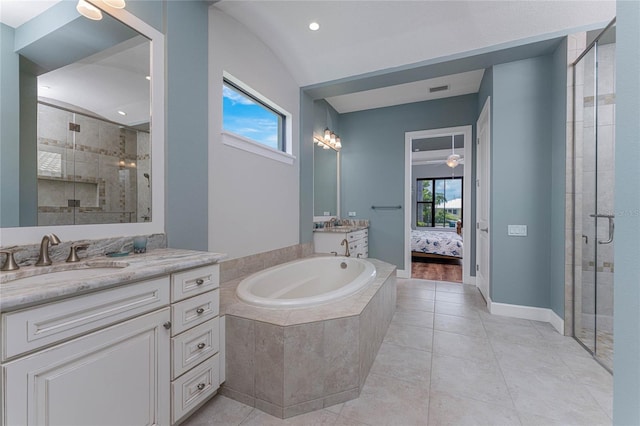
[36,104,149,225]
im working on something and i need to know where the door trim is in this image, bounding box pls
[403,125,474,284]
[476,97,491,301]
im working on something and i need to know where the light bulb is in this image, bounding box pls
[76,0,103,20]
[104,0,126,8]
[324,128,331,141]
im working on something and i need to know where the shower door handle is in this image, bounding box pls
[590,214,615,244]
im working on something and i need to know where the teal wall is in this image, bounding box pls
[339,94,478,269]
[126,0,209,250]
[0,24,20,227]
[491,56,552,307]
[550,39,568,318]
[164,1,209,250]
[613,2,640,424]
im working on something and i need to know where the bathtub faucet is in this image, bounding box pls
[341,239,350,257]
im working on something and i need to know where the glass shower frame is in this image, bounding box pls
[572,19,616,373]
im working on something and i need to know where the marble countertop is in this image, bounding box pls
[313,226,368,233]
[0,248,227,312]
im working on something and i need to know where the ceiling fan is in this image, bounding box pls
[445,134,463,168]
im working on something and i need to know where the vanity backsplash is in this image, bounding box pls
[1,234,167,267]
[313,218,369,229]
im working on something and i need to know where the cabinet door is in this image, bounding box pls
[2,308,170,426]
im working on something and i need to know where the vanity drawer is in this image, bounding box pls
[348,229,368,241]
[171,264,219,303]
[1,277,170,361]
[171,317,219,380]
[171,290,219,336]
[171,353,219,424]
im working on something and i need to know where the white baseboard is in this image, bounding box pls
[489,301,565,335]
[397,269,410,279]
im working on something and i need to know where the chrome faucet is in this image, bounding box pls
[341,238,350,257]
[35,234,61,266]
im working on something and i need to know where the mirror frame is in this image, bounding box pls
[1,0,165,245]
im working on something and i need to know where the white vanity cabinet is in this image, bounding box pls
[314,228,369,258]
[1,277,172,426]
[169,264,222,424]
[0,259,223,426]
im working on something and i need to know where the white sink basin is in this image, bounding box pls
[1,261,129,285]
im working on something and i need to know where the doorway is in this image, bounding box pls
[404,125,473,284]
[573,20,616,372]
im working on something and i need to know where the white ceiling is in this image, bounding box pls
[2,1,615,116]
[325,69,485,113]
[216,0,615,111]
[0,0,64,28]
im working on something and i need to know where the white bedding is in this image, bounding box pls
[411,229,463,258]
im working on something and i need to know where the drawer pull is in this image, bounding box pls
[195,278,204,285]
[197,383,206,391]
[197,342,206,350]
[163,321,172,329]
[196,307,205,315]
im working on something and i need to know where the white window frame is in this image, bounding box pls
[221,72,294,165]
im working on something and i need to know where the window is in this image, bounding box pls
[416,177,463,228]
[222,79,285,152]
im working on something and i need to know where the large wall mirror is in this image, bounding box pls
[0,0,164,245]
[313,143,339,218]
[312,100,340,220]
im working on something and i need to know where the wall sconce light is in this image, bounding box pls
[104,0,126,8]
[315,128,342,151]
[77,0,127,21]
[76,0,103,20]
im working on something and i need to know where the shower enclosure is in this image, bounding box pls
[573,20,616,372]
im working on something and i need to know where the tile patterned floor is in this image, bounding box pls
[183,278,613,426]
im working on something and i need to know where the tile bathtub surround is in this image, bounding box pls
[220,259,396,418]
[219,243,314,283]
[183,278,612,426]
[0,234,167,268]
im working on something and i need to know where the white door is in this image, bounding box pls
[3,308,170,426]
[476,98,491,302]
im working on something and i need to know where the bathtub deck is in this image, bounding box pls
[219,258,397,418]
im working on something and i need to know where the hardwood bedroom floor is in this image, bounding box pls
[411,258,462,283]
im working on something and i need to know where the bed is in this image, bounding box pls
[411,229,463,259]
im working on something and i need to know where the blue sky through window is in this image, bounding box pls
[223,84,280,150]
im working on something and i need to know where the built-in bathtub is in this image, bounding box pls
[220,256,396,419]
[236,256,376,309]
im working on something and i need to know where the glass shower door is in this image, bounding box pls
[574,21,616,372]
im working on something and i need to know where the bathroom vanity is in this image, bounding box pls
[313,227,369,258]
[0,249,225,426]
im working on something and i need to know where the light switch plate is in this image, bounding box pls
[323,212,331,216]
[508,225,527,236]
[348,212,356,217]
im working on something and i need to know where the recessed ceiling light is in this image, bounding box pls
[309,22,320,31]
[145,75,151,81]
[118,110,127,116]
